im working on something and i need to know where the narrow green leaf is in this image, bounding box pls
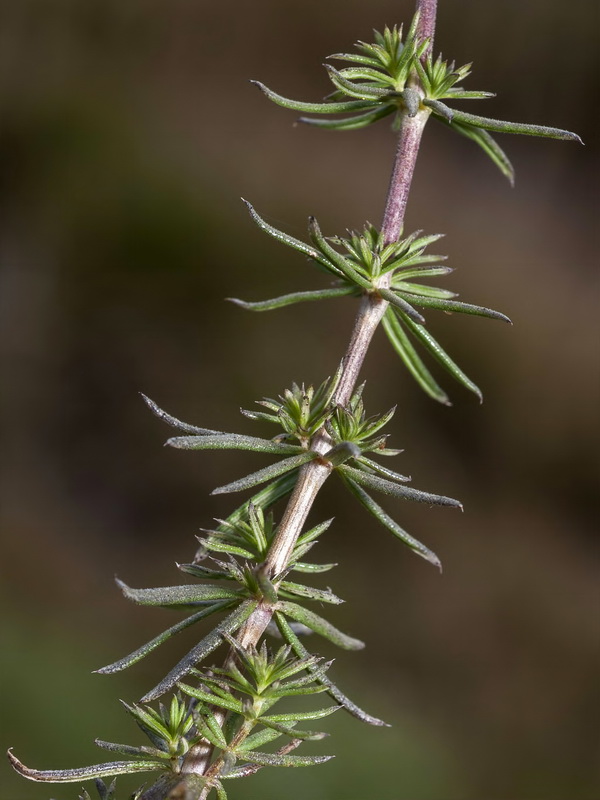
[280,581,344,605]
[240,408,279,424]
[292,561,338,574]
[274,613,388,726]
[399,292,512,323]
[167,433,303,454]
[269,681,327,698]
[308,217,372,290]
[444,90,496,99]
[425,97,453,121]
[341,476,442,569]
[339,464,462,509]
[242,200,330,268]
[300,104,394,130]
[215,782,229,800]
[120,702,169,744]
[400,311,483,401]
[95,601,232,674]
[276,657,332,689]
[141,395,221,435]
[114,579,239,608]
[257,567,279,604]
[395,266,453,281]
[237,727,288,752]
[177,563,231,581]
[7,750,163,783]
[337,66,395,84]
[178,684,242,714]
[278,601,364,650]
[426,99,582,142]
[212,452,315,495]
[382,309,451,405]
[238,750,333,768]
[189,711,226,750]
[395,281,456,299]
[378,287,425,324]
[295,518,334,547]
[250,80,374,114]
[325,65,389,99]
[329,52,381,68]
[141,601,257,702]
[94,601,231,675]
[438,117,515,184]
[356,456,411,483]
[264,706,340,723]
[94,741,167,760]
[259,719,327,741]
[198,540,256,560]
[227,287,355,311]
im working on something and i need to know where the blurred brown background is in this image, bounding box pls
[1,1,598,798]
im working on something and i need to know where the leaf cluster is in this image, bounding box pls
[83,381,457,735]
[11,648,339,800]
[7,8,581,800]
[252,11,580,183]
[233,205,511,404]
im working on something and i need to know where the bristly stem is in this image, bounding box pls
[178,0,437,786]
[380,112,429,246]
[416,0,438,52]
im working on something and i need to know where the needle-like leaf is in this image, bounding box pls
[400,292,511,322]
[167,433,304,454]
[228,287,355,311]
[250,80,374,114]
[355,456,411,483]
[279,580,344,605]
[278,601,364,650]
[382,308,451,405]
[212,452,315,495]
[237,750,333,768]
[378,287,426,324]
[114,579,239,608]
[308,217,372,290]
[141,395,222,435]
[399,310,483,401]
[341,475,442,569]
[95,601,233,674]
[299,105,394,130]
[449,119,515,184]
[7,751,163,783]
[242,200,329,266]
[141,600,257,702]
[177,684,243,714]
[425,99,583,142]
[275,613,388,726]
[339,465,462,509]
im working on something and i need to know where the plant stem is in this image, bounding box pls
[176,0,438,786]
[416,0,438,51]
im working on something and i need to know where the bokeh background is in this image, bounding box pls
[1,1,598,798]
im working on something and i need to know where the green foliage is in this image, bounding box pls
[253,10,580,182]
[11,648,338,799]
[233,205,510,403]
[241,371,342,448]
[8,5,580,799]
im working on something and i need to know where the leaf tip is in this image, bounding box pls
[225,297,247,308]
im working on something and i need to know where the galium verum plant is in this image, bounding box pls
[9,2,580,798]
